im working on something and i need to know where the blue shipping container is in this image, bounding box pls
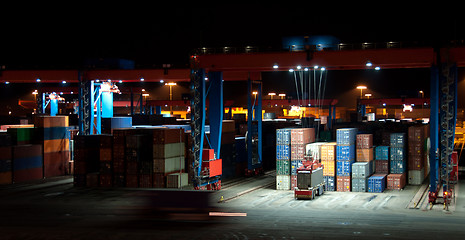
[390,159,407,174]
[42,127,69,141]
[336,128,357,145]
[276,144,290,160]
[390,133,406,147]
[368,174,387,193]
[324,176,336,191]
[336,159,355,176]
[390,147,406,161]
[290,160,303,175]
[375,146,389,160]
[0,159,12,172]
[13,156,43,171]
[336,145,355,160]
[276,128,292,145]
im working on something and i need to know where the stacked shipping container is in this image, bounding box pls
[321,142,337,191]
[290,128,315,189]
[407,125,428,185]
[352,134,374,192]
[336,128,357,192]
[387,133,407,190]
[276,128,291,190]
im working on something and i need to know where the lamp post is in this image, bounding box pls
[356,85,367,99]
[165,82,177,114]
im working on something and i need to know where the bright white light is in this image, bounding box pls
[314,65,319,69]
[321,67,326,71]
[366,61,372,67]
[62,81,66,84]
[289,69,294,72]
[140,78,144,81]
[5,81,9,84]
[304,68,309,71]
[96,79,100,82]
[273,64,279,69]
[375,66,381,70]
[36,78,41,82]
[297,65,302,70]
[119,80,123,83]
[160,80,164,83]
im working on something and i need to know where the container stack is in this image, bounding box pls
[34,116,70,178]
[73,135,105,187]
[388,133,407,190]
[336,128,357,192]
[352,134,374,192]
[374,146,390,174]
[290,128,315,189]
[276,128,291,190]
[12,144,43,183]
[321,142,337,191]
[112,128,133,187]
[151,128,185,188]
[126,134,152,188]
[99,135,114,187]
[407,125,427,185]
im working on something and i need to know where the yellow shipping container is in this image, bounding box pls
[321,142,337,161]
[321,159,336,176]
[34,116,69,128]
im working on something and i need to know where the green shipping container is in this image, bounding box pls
[7,127,35,145]
[276,160,290,175]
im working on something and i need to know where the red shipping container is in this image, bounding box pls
[337,176,351,192]
[14,168,43,183]
[356,134,373,149]
[153,173,165,188]
[44,151,69,178]
[290,128,315,145]
[291,144,306,160]
[375,160,389,174]
[408,142,424,156]
[139,174,153,188]
[202,159,222,177]
[86,172,99,187]
[291,175,297,189]
[451,151,458,182]
[126,174,139,188]
[99,174,112,187]
[387,173,406,190]
[202,149,215,160]
[408,154,424,170]
[408,126,426,142]
[356,148,374,162]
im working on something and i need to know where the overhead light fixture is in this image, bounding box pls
[321,67,326,71]
[375,66,381,70]
[140,78,144,82]
[165,82,176,86]
[5,81,9,84]
[314,65,319,69]
[160,80,164,83]
[36,78,41,82]
[273,63,279,69]
[119,80,123,83]
[62,80,66,84]
[356,85,367,90]
[366,61,372,67]
[297,65,302,70]
[289,69,294,72]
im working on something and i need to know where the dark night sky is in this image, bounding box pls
[0,4,464,112]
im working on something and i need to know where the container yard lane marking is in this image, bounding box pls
[209,212,247,217]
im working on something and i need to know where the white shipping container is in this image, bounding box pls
[276,175,290,190]
[153,142,185,159]
[153,156,185,174]
[166,172,189,188]
[352,161,374,178]
[305,142,325,161]
[408,168,425,185]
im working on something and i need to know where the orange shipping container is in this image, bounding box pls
[321,160,336,176]
[356,148,374,162]
[0,171,12,185]
[321,142,337,161]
